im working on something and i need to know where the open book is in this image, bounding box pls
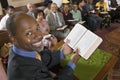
[56,25,68,30]
[64,24,103,60]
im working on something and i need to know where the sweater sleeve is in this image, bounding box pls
[40,50,61,68]
[40,50,74,80]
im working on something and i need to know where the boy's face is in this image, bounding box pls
[63,5,69,12]
[51,3,58,13]
[37,12,44,20]
[79,0,85,7]
[73,4,78,11]
[13,14,44,51]
[27,4,35,12]
[7,8,15,15]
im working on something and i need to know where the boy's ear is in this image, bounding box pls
[9,35,16,43]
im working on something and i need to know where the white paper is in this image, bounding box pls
[64,24,87,49]
[64,24,103,60]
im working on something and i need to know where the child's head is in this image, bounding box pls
[34,9,45,20]
[27,3,36,12]
[79,0,85,7]
[6,12,44,52]
[63,4,70,13]
[50,3,58,13]
[6,5,15,15]
[72,2,78,11]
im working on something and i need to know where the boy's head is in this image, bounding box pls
[63,4,70,13]
[27,3,36,12]
[6,12,44,52]
[72,2,78,11]
[34,9,45,19]
[6,5,15,15]
[79,0,85,7]
[50,3,58,13]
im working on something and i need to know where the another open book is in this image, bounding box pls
[56,25,68,30]
[64,24,103,60]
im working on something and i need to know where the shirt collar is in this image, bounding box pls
[51,11,58,16]
[12,45,36,58]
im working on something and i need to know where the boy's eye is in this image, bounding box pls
[26,32,32,36]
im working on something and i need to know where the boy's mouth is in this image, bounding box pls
[32,40,42,47]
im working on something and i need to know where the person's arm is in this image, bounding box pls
[54,49,80,80]
[40,41,73,68]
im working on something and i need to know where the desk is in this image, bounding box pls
[50,40,118,80]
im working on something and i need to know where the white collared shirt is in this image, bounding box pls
[0,14,9,30]
[116,0,120,6]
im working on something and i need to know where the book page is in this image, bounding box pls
[64,24,87,49]
[74,30,103,60]
[56,25,68,30]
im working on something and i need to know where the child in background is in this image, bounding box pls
[34,9,58,49]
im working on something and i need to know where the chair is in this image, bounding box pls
[0,58,7,80]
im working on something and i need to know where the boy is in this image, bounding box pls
[26,3,36,19]
[0,5,15,30]
[7,12,80,80]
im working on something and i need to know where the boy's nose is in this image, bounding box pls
[34,31,43,39]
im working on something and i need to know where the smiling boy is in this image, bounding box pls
[6,12,80,80]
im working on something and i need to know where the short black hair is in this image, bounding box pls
[78,0,84,3]
[34,9,45,19]
[44,0,53,6]
[6,5,15,10]
[72,2,78,5]
[6,12,24,36]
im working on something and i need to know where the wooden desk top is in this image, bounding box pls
[106,28,120,47]
[50,40,118,80]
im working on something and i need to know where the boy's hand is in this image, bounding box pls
[62,39,73,55]
[70,49,80,64]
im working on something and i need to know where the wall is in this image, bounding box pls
[8,0,44,7]
[0,3,3,15]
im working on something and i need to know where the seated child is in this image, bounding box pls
[6,12,80,80]
[34,9,58,49]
